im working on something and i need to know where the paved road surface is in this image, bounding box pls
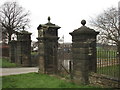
[0,67,38,76]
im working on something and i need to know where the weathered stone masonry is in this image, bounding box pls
[89,72,120,88]
[9,30,32,66]
[70,20,99,85]
[37,17,61,74]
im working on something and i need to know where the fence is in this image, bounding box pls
[97,44,120,79]
[57,43,120,87]
[58,46,72,74]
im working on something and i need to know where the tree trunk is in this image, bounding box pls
[8,34,12,42]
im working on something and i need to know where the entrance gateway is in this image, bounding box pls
[37,17,99,85]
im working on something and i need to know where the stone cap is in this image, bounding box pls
[17,30,32,35]
[37,17,61,30]
[45,16,61,29]
[37,24,49,30]
[70,20,99,36]
[37,36,59,41]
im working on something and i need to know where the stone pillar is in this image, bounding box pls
[37,17,61,74]
[9,40,17,63]
[69,20,99,85]
[16,30,32,66]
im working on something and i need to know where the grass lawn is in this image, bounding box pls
[2,72,99,88]
[97,64,120,78]
[0,58,20,68]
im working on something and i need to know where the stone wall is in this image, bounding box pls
[89,72,120,88]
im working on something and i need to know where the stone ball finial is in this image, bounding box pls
[12,37,14,40]
[22,26,25,30]
[81,20,86,26]
[48,16,51,22]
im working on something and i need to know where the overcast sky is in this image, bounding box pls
[0,0,120,42]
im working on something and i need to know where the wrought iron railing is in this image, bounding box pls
[97,45,120,79]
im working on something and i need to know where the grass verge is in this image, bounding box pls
[2,72,100,88]
[97,64,120,78]
[0,58,20,68]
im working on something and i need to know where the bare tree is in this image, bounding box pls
[90,7,120,54]
[0,1,30,42]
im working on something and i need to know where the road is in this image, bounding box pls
[0,67,38,76]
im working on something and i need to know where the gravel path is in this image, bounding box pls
[0,67,38,76]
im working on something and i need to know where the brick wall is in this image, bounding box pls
[0,45,9,57]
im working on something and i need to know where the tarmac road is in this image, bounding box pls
[0,67,38,76]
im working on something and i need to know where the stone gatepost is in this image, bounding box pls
[16,30,32,66]
[37,17,61,74]
[69,20,99,85]
[9,39,17,63]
